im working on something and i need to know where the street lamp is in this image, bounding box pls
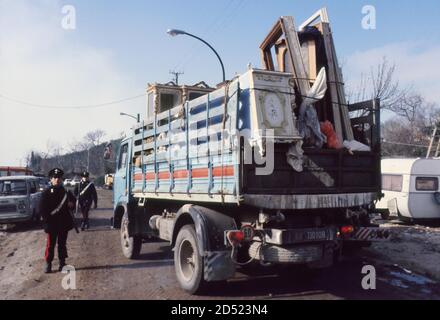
[120,112,140,123]
[167,29,226,83]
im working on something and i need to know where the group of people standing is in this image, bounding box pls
[40,168,98,274]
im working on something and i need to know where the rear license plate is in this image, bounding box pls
[305,230,328,241]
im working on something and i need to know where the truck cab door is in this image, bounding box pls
[114,140,131,208]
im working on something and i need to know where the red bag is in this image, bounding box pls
[320,121,342,149]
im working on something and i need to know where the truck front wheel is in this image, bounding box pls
[121,212,142,259]
[174,225,205,294]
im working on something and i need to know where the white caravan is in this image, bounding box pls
[377,158,440,221]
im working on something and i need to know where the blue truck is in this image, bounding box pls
[112,14,389,294]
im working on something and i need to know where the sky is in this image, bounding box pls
[1,0,439,166]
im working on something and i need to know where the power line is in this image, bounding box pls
[171,0,247,73]
[0,92,145,110]
[170,0,237,72]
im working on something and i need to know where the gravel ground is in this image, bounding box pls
[0,190,439,300]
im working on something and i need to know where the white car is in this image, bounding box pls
[64,179,73,187]
[0,176,42,224]
[71,178,80,187]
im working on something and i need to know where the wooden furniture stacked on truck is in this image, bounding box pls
[259,8,355,144]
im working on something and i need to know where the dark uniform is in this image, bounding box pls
[40,168,76,273]
[74,171,98,231]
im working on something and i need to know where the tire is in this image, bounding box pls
[174,225,205,295]
[120,212,142,259]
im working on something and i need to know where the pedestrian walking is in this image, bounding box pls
[40,168,76,273]
[74,171,98,231]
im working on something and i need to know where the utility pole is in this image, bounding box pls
[87,147,90,172]
[169,70,184,85]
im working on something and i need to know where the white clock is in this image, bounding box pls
[263,93,284,128]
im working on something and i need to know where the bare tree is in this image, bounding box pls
[389,93,422,122]
[371,57,409,110]
[381,116,426,157]
[418,102,440,130]
[43,140,63,160]
[84,130,106,147]
[347,57,410,111]
[68,140,88,153]
[347,56,440,158]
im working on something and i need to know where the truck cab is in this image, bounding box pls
[113,138,133,225]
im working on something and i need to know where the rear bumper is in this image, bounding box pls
[243,192,380,210]
[245,227,339,266]
[248,242,336,268]
[261,227,338,245]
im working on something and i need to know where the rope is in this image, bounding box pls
[249,87,352,108]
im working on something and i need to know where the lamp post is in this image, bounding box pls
[120,112,140,123]
[167,29,226,83]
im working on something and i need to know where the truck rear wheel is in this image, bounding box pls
[121,212,142,259]
[174,225,205,294]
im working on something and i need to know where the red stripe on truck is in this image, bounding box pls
[133,166,234,182]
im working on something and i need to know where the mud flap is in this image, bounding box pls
[204,251,236,282]
[128,201,152,237]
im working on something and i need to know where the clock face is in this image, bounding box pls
[263,93,284,128]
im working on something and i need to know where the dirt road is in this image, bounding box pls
[1,190,439,300]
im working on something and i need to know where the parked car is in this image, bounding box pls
[71,178,80,187]
[37,177,50,191]
[64,179,73,187]
[104,174,114,190]
[0,176,42,224]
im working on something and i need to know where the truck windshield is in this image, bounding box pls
[0,180,27,196]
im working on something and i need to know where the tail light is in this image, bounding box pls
[340,225,354,237]
[226,225,255,246]
[227,231,245,244]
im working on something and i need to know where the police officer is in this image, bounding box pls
[74,171,97,231]
[40,168,76,274]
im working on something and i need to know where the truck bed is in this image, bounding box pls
[130,70,381,208]
[242,146,380,195]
